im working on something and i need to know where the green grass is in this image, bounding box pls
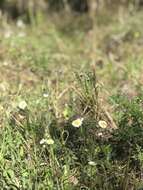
[1,11,143,189]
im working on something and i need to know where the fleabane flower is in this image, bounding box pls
[17,19,25,28]
[46,139,54,145]
[40,139,47,145]
[97,132,103,137]
[72,118,84,128]
[43,93,49,98]
[40,138,54,145]
[98,120,107,129]
[88,161,96,166]
[18,100,27,110]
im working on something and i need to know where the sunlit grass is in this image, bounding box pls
[0,11,143,189]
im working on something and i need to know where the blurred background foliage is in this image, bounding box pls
[0,0,143,21]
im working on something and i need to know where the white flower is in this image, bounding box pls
[72,118,84,128]
[40,138,54,145]
[17,20,25,28]
[46,139,54,145]
[40,138,46,145]
[98,120,107,129]
[18,100,27,110]
[88,161,96,166]
[97,132,103,137]
[43,93,49,98]
[3,61,10,66]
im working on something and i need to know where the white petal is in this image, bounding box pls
[18,100,27,110]
[98,120,107,129]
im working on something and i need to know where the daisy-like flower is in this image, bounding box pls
[88,161,96,166]
[98,120,107,129]
[43,93,49,98]
[18,100,27,110]
[16,19,25,28]
[72,118,84,128]
[40,138,54,145]
[40,138,46,145]
[97,132,103,137]
[46,139,54,145]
